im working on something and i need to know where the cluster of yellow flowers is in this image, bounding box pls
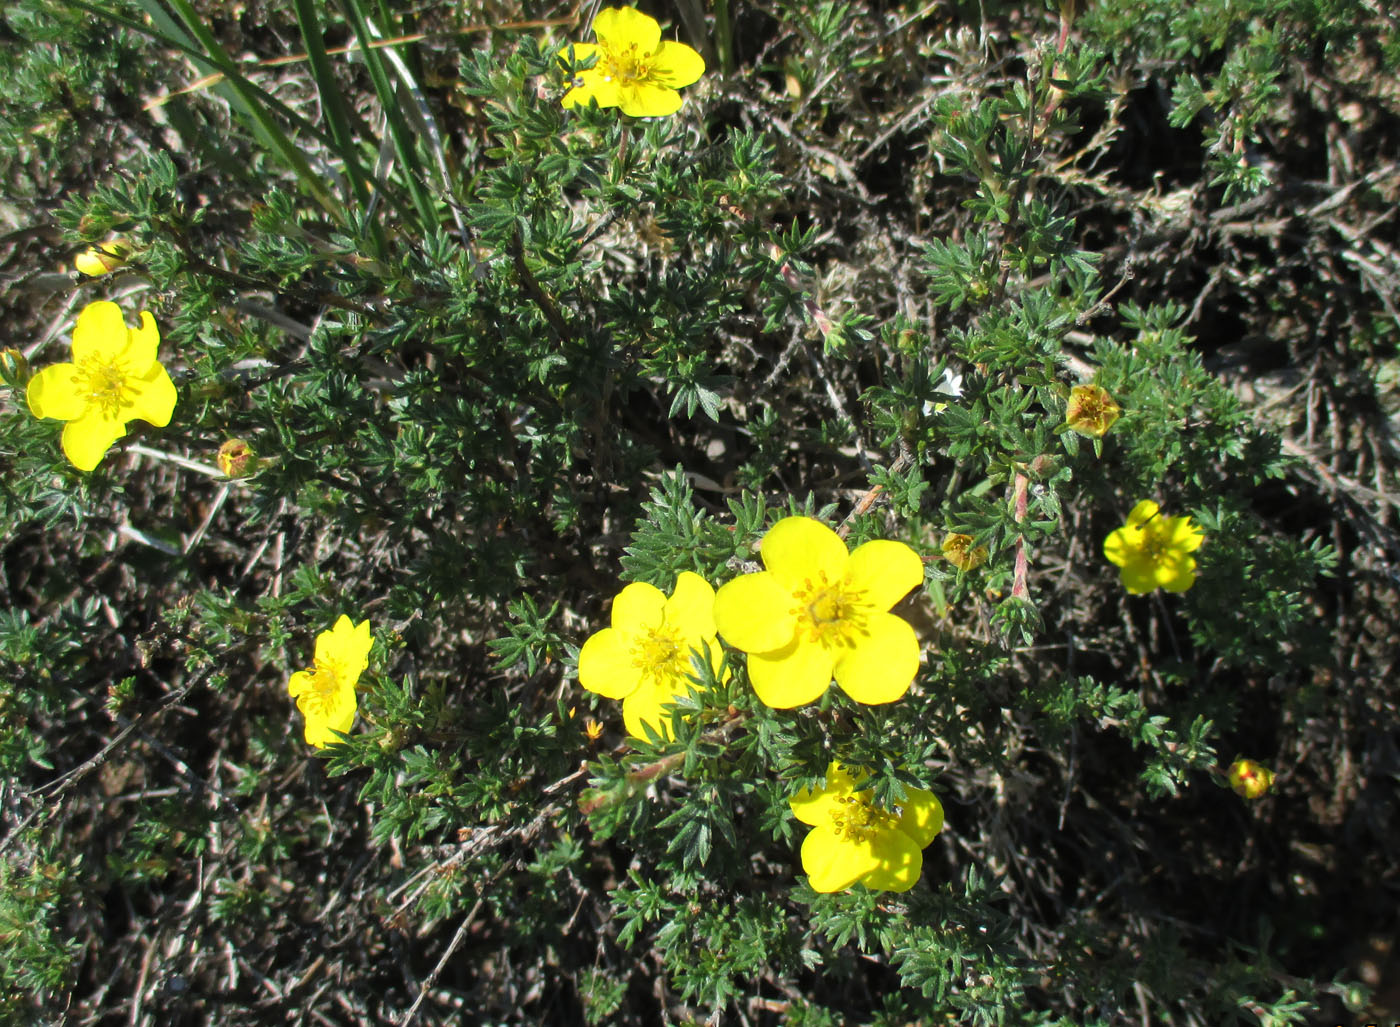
[14,10,1232,884]
[579,515,943,893]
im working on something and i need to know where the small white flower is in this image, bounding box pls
[923,367,964,416]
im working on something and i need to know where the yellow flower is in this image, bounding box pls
[790,763,944,893]
[288,615,372,749]
[713,516,924,709]
[73,239,130,277]
[578,571,722,741]
[1064,383,1121,438]
[561,6,705,118]
[1103,500,1204,594]
[1227,758,1274,799]
[584,718,605,742]
[941,532,988,572]
[26,300,177,472]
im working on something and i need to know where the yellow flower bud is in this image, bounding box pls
[1064,383,1121,438]
[0,347,28,387]
[217,438,257,478]
[942,532,988,572]
[1227,759,1274,799]
[73,239,130,277]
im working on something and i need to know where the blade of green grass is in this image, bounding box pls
[81,0,345,223]
[337,0,440,235]
[290,0,388,256]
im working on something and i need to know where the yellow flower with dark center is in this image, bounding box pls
[561,6,705,118]
[713,516,924,709]
[288,615,372,749]
[941,532,988,571]
[26,300,177,471]
[578,571,722,740]
[1064,383,1121,438]
[1103,500,1205,594]
[1227,758,1274,799]
[790,763,944,893]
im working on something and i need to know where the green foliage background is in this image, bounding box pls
[1,0,1398,1023]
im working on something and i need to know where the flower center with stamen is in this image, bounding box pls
[301,657,349,717]
[829,794,898,843]
[1134,521,1169,561]
[75,356,133,419]
[601,42,651,85]
[630,624,688,683]
[790,572,868,648]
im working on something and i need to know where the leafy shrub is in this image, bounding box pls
[1,0,1396,1023]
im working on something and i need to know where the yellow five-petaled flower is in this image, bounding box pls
[1064,383,1121,438]
[288,615,373,749]
[1103,500,1205,594]
[791,763,944,893]
[26,301,177,472]
[561,6,705,118]
[713,516,924,709]
[578,571,723,741]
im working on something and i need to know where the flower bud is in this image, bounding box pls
[217,438,257,478]
[942,532,988,571]
[1064,383,1121,438]
[0,347,28,387]
[73,239,130,277]
[1227,758,1274,799]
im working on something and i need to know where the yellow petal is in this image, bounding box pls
[1125,499,1160,529]
[302,715,335,749]
[801,827,881,893]
[618,82,683,118]
[592,5,661,53]
[578,626,644,700]
[650,40,705,87]
[760,516,848,591]
[26,363,86,421]
[124,361,177,428]
[1155,553,1198,593]
[855,827,924,893]
[562,69,623,111]
[1120,560,1158,594]
[748,635,833,708]
[302,696,356,748]
[665,570,716,639]
[611,581,666,633]
[337,616,374,670]
[1167,515,1204,553]
[122,311,162,372]
[895,787,944,848]
[844,539,924,612]
[1102,525,1137,568]
[622,675,686,741]
[789,763,855,826]
[60,411,126,471]
[288,669,316,698]
[832,612,920,704]
[713,571,796,654]
[71,301,130,363]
